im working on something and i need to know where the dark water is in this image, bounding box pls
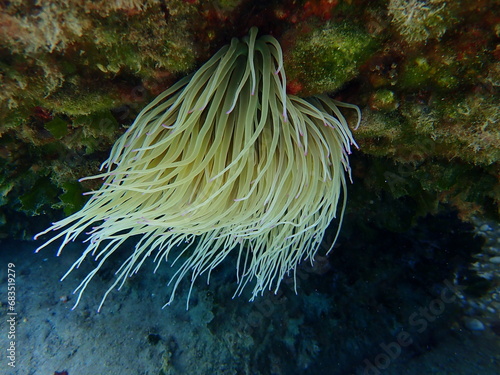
[1,206,499,375]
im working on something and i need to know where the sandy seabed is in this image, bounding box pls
[0,235,498,375]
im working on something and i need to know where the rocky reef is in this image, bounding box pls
[1,0,498,238]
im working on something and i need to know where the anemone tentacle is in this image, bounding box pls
[35,27,359,311]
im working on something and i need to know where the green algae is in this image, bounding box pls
[59,181,86,215]
[44,117,68,139]
[287,23,378,95]
[19,177,60,215]
[369,89,398,112]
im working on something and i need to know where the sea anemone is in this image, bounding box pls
[35,27,360,310]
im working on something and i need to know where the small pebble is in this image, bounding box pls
[465,318,485,331]
[486,246,500,255]
[479,224,492,232]
[489,256,500,264]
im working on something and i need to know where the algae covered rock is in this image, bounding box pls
[0,0,498,238]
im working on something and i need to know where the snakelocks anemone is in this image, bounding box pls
[35,27,360,311]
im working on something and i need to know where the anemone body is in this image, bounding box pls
[35,28,359,310]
